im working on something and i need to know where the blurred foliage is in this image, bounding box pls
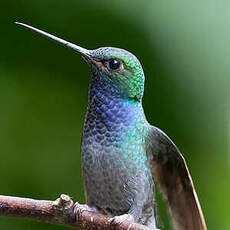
[0,0,229,229]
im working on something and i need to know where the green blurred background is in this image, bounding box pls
[0,1,229,229]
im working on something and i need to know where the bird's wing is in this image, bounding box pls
[146,125,207,230]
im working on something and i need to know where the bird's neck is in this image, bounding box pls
[85,79,146,134]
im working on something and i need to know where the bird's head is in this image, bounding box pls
[15,23,145,101]
[86,47,145,101]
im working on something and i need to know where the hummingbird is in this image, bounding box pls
[16,22,207,230]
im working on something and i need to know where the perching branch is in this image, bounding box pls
[0,194,155,230]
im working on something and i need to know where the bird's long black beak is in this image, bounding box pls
[15,22,91,59]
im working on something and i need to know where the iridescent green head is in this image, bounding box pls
[88,47,145,101]
[15,23,145,101]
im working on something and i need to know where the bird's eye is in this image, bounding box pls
[107,59,122,71]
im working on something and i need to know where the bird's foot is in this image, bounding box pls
[74,203,99,214]
[109,214,134,225]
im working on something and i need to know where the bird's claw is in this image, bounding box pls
[74,203,98,214]
[109,214,134,225]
